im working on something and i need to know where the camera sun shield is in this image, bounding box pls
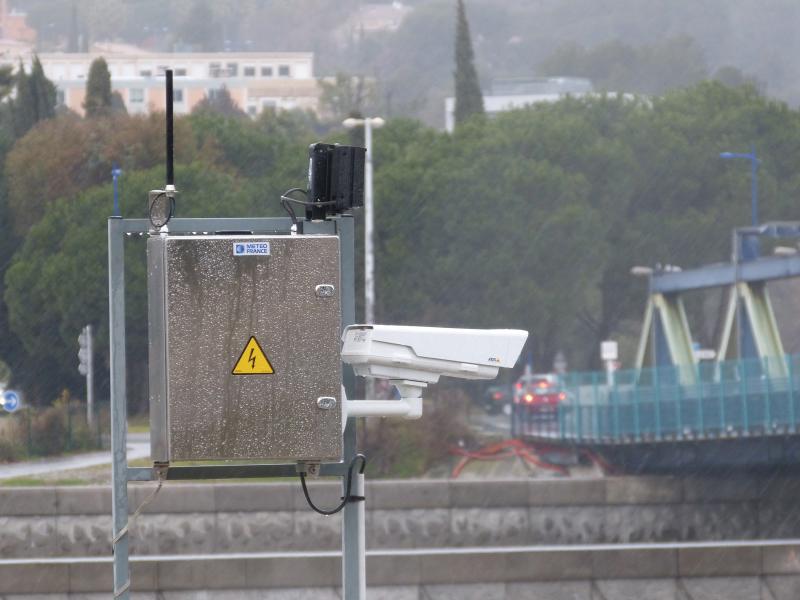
[307,142,365,219]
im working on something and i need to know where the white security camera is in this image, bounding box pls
[340,324,527,421]
[341,324,528,396]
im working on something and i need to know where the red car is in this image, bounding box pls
[513,372,566,420]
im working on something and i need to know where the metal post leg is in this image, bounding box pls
[341,419,365,599]
[109,218,131,598]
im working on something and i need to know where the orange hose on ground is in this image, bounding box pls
[449,439,567,478]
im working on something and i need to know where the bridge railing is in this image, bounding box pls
[515,355,800,443]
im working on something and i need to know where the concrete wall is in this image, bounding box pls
[1,543,800,598]
[2,475,800,558]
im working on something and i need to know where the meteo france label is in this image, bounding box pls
[233,241,271,256]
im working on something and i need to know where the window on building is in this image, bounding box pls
[261,66,273,77]
[209,62,222,77]
[140,70,152,77]
[247,105,257,116]
[157,65,169,75]
[227,62,238,77]
[278,65,290,77]
[130,88,144,103]
[174,89,184,103]
[175,68,187,77]
[56,89,65,106]
[244,66,255,77]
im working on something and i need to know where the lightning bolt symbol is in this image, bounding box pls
[248,348,256,370]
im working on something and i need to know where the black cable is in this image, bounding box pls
[280,187,307,226]
[280,187,337,225]
[148,192,175,229]
[300,454,367,516]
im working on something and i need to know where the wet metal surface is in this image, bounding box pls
[156,235,342,462]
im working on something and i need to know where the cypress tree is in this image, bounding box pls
[13,57,56,138]
[12,63,35,138]
[29,56,56,122]
[84,57,113,117]
[453,0,484,127]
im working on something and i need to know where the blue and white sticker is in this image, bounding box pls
[233,241,271,256]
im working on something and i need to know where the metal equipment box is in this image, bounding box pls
[147,234,342,463]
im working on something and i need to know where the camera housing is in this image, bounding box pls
[341,324,528,386]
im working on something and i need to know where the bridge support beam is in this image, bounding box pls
[717,282,787,378]
[635,293,697,384]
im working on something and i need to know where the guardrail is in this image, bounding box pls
[2,541,799,595]
[515,355,800,443]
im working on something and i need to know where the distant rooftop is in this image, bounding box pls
[490,77,593,96]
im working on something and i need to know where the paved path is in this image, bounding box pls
[0,432,149,480]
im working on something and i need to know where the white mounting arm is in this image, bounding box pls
[341,380,424,428]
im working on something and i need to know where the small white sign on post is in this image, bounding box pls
[600,340,618,362]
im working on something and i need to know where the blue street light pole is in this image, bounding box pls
[111,165,123,217]
[720,146,759,227]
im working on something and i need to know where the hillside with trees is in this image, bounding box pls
[0,2,800,414]
[3,75,800,409]
[12,0,800,126]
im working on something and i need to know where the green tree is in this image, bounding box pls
[83,57,113,117]
[12,63,34,138]
[192,86,246,119]
[453,0,484,127]
[318,72,375,123]
[3,163,279,408]
[13,57,56,138]
[5,112,203,234]
[29,57,57,123]
[178,0,222,52]
[539,37,709,95]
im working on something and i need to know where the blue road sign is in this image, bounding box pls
[2,390,20,412]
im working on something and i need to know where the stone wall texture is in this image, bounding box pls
[2,475,800,558]
[3,476,800,597]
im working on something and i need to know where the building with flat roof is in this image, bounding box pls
[21,49,321,117]
[444,77,595,132]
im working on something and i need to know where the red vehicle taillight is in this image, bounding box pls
[558,392,566,401]
[492,392,503,400]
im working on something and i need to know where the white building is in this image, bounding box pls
[20,47,321,117]
[444,77,595,132]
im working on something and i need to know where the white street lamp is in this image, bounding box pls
[343,116,385,400]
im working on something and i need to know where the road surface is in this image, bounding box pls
[0,432,149,480]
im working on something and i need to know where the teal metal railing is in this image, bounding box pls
[514,355,800,443]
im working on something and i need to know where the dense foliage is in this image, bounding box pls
[1,73,800,410]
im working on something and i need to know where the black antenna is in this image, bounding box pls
[165,69,174,187]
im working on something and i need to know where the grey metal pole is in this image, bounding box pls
[364,119,376,404]
[108,217,131,599]
[750,146,758,227]
[86,324,94,429]
[338,216,365,599]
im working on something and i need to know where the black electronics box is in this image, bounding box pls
[307,143,365,218]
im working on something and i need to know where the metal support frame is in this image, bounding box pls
[109,216,362,598]
[634,293,697,383]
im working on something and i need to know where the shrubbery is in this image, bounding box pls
[0,391,103,463]
[362,388,477,477]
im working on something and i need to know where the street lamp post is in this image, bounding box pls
[720,147,760,227]
[112,165,123,217]
[343,116,385,400]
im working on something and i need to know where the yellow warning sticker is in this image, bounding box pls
[232,336,275,375]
